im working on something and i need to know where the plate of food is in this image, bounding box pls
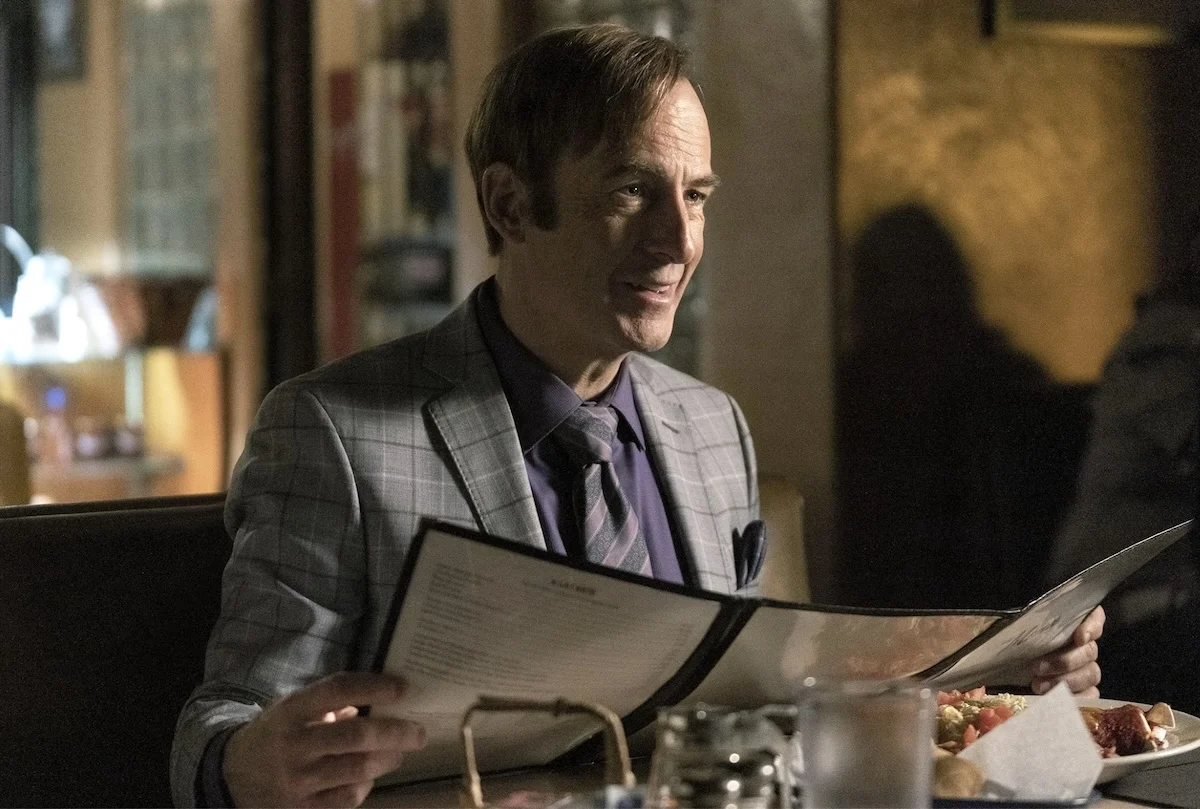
[1076,697,1200,783]
[934,688,1200,787]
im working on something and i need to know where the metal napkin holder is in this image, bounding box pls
[459,696,637,809]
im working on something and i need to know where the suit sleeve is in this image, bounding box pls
[170,381,367,807]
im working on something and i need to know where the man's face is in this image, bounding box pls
[502,80,717,373]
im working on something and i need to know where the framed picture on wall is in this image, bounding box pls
[988,0,1200,47]
[37,0,86,81]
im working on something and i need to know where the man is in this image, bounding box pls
[172,23,1103,809]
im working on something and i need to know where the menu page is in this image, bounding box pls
[374,526,725,782]
[680,605,1002,707]
[929,520,1193,690]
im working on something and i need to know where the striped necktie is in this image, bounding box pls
[552,405,652,576]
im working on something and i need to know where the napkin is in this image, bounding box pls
[958,683,1103,801]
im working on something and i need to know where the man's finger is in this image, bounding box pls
[294,739,415,802]
[1075,606,1106,644]
[307,782,373,809]
[280,672,407,722]
[305,715,427,757]
[1036,639,1099,677]
[305,744,411,789]
[1034,660,1101,695]
[1062,661,1102,694]
[313,705,360,726]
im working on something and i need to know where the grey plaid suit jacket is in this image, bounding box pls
[170,289,759,806]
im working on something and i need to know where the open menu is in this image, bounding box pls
[371,518,1192,784]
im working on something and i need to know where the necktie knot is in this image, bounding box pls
[550,403,650,576]
[553,405,619,469]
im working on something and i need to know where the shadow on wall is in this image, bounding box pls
[836,204,1093,610]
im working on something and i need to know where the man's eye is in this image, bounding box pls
[621,184,643,197]
[685,189,708,204]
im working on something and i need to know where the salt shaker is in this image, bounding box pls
[646,705,791,809]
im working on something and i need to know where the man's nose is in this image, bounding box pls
[646,193,697,265]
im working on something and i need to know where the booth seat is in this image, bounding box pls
[0,493,229,808]
[758,475,809,603]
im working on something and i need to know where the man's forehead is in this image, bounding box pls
[567,84,708,154]
[578,124,713,177]
[564,142,707,178]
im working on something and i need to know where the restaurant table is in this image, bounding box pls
[363,761,607,809]
[364,750,1200,809]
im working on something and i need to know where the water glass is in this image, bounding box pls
[794,678,934,809]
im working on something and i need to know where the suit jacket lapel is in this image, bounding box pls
[421,296,546,550]
[628,357,738,593]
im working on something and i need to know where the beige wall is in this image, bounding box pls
[838,0,1155,384]
[211,0,266,470]
[698,0,838,601]
[38,0,123,275]
[448,0,505,299]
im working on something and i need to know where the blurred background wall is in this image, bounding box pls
[5,0,1200,616]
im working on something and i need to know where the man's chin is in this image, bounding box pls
[621,329,673,356]
[607,314,676,356]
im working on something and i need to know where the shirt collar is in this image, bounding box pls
[474,277,646,453]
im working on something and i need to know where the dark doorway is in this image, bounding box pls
[262,0,316,388]
[0,0,38,316]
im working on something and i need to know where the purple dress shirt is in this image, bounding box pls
[474,279,688,585]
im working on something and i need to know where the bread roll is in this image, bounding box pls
[932,752,985,799]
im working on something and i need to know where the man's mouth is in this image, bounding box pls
[626,281,674,295]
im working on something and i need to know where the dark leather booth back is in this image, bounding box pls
[0,494,230,807]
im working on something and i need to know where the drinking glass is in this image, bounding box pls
[794,678,934,809]
[646,704,792,809]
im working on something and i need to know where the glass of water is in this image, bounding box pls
[794,678,934,809]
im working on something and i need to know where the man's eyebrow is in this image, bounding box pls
[609,161,722,189]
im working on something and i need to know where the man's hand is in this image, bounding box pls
[223,672,426,808]
[1029,605,1105,698]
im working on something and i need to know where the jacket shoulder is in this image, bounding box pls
[296,333,432,388]
[274,296,484,400]
[627,353,740,413]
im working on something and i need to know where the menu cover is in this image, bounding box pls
[371,518,1192,784]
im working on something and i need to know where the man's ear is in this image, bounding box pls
[480,163,531,245]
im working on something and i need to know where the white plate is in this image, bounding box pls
[1074,697,1200,783]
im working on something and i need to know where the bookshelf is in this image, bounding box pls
[354,0,455,349]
